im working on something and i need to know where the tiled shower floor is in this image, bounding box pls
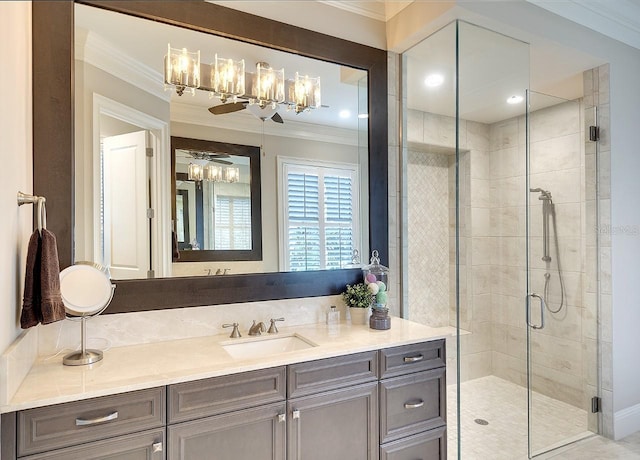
[447,375,590,459]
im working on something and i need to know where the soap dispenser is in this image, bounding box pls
[326,305,340,325]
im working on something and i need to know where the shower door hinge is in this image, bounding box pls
[591,396,601,413]
[147,208,154,219]
[146,147,154,157]
[147,269,155,278]
[589,126,600,142]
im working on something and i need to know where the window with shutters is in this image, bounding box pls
[214,195,252,250]
[278,157,360,271]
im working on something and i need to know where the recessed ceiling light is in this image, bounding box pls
[507,95,524,104]
[339,110,351,119]
[357,113,369,119]
[424,73,444,88]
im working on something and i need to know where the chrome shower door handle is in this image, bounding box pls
[526,293,545,330]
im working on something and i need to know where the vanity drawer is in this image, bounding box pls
[18,387,165,456]
[168,366,286,423]
[380,426,446,460]
[20,428,165,460]
[379,340,445,379]
[380,368,446,443]
[288,351,378,398]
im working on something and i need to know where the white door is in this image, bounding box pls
[102,130,150,279]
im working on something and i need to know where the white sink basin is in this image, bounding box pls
[221,334,318,359]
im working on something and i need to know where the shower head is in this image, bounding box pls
[530,187,552,202]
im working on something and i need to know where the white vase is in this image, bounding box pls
[349,307,371,325]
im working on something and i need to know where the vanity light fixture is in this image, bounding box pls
[289,72,321,113]
[165,44,321,115]
[188,163,204,182]
[225,167,240,183]
[164,44,200,96]
[204,164,223,182]
[252,62,285,109]
[424,73,444,88]
[507,95,524,104]
[212,54,245,103]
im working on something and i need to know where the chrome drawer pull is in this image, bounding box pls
[403,354,424,363]
[75,411,118,426]
[278,413,286,423]
[292,409,300,419]
[404,400,424,410]
[152,442,163,453]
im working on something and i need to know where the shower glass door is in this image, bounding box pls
[526,91,598,457]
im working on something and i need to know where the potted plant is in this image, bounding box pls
[342,283,373,325]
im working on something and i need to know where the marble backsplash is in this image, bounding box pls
[37,295,347,357]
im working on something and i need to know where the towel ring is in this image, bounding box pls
[17,192,47,234]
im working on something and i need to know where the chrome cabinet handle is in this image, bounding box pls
[75,411,118,426]
[292,409,300,419]
[526,293,546,330]
[403,354,424,363]
[278,413,286,423]
[152,442,163,453]
[404,400,424,409]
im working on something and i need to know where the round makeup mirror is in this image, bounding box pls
[60,262,116,365]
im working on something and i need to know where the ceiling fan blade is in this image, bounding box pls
[271,112,284,124]
[211,158,233,165]
[208,101,247,115]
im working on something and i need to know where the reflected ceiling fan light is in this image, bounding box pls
[212,54,245,103]
[188,163,203,181]
[253,62,285,108]
[164,44,200,96]
[339,109,351,119]
[204,164,223,182]
[225,167,240,183]
[424,73,444,88]
[507,95,524,104]
[289,72,321,113]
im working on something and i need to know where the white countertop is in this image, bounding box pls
[1,318,450,413]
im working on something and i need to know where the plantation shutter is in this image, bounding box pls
[280,159,359,271]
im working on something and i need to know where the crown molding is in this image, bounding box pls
[319,1,387,21]
[75,27,170,101]
[171,101,358,146]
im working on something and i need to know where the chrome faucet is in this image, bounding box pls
[248,320,266,336]
[268,318,285,334]
[222,323,241,338]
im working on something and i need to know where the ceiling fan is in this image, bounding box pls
[208,101,284,124]
[182,149,234,165]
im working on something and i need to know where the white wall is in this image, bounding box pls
[0,2,32,355]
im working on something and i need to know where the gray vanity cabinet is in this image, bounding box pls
[167,367,287,460]
[167,402,286,460]
[379,340,447,460]
[2,339,446,460]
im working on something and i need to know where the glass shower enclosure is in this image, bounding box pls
[401,20,600,459]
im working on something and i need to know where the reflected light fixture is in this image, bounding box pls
[204,164,223,182]
[339,109,351,119]
[358,113,369,119]
[290,73,321,113]
[424,73,444,88]
[253,62,285,109]
[188,163,204,182]
[225,167,240,183]
[164,44,200,96]
[212,54,245,103]
[507,95,524,104]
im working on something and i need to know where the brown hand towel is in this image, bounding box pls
[172,230,180,261]
[20,230,42,329]
[39,229,66,325]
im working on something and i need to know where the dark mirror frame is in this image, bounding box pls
[171,136,262,263]
[33,0,388,314]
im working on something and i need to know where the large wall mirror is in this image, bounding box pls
[33,1,388,313]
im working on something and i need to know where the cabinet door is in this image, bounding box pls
[21,428,165,460]
[168,402,286,460]
[288,382,378,460]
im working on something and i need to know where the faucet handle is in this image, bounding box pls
[268,318,285,334]
[222,323,241,338]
